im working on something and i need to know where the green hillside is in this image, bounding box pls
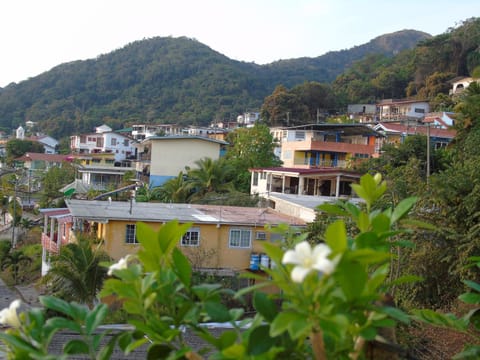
[0,30,429,138]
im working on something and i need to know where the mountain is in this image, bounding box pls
[0,30,430,138]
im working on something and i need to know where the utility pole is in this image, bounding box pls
[11,178,18,248]
[424,117,434,184]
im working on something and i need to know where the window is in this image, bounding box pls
[124,139,129,146]
[252,172,259,186]
[181,227,200,246]
[125,224,138,244]
[295,131,305,141]
[229,229,251,248]
[111,138,117,146]
[256,231,267,240]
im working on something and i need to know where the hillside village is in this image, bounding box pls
[1,18,480,358]
[2,76,468,275]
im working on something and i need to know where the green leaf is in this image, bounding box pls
[464,280,480,293]
[459,292,480,304]
[204,301,231,322]
[325,220,347,254]
[452,345,480,359]
[40,296,72,316]
[218,330,237,349]
[247,325,277,355]
[85,304,108,335]
[317,203,349,216]
[359,326,377,340]
[390,197,417,224]
[270,311,297,337]
[253,291,278,322]
[382,306,410,324]
[371,213,391,233]
[46,317,82,333]
[335,260,367,299]
[222,343,246,358]
[146,344,173,359]
[64,339,90,354]
[288,315,310,339]
[172,247,192,287]
[463,309,480,331]
[355,232,383,249]
[357,211,370,232]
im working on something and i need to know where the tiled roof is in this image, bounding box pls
[15,152,73,162]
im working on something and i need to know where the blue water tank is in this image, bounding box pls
[250,253,260,271]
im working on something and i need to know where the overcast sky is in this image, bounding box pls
[0,0,478,87]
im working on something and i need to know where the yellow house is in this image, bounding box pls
[41,199,306,275]
[134,136,228,187]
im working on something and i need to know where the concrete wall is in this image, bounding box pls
[150,138,221,179]
[100,220,276,271]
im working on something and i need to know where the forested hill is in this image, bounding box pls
[0,30,429,138]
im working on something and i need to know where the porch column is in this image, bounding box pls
[57,220,62,249]
[298,177,304,195]
[282,175,286,193]
[268,173,272,193]
[335,175,341,198]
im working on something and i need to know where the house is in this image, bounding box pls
[377,98,430,122]
[423,112,456,129]
[237,112,260,127]
[347,104,377,123]
[449,76,479,95]
[70,153,135,191]
[250,167,361,198]
[134,136,228,187]
[70,126,137,162]
[130,124,183,141]
[271,124,380,168]
[28,135,59,154]
[373,122,456,151]
[14,153,74,192]
[39,200,306,275]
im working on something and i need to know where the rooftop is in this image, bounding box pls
[65,200,306,227]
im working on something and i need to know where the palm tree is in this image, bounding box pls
[184,158,234,202]
[156,172,190,203]
[1,249,31,285]
[42,236,111,308]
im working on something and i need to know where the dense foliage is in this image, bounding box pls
[0,31,428,139]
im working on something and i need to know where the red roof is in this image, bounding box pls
[16,152,73,162]
[377,123,456,139]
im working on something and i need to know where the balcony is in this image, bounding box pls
[285,139,375,156]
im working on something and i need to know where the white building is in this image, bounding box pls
[377,99,430,122]
[131,124,183,141]
[70,129,137,162]
[237,112,260,127]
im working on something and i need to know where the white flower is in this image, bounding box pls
[0,299,21,328]
[108,255,130,276]
[282,241,334,283]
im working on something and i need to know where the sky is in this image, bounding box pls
[0,0,478,87]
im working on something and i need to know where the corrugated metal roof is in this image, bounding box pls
[65,200,306,226]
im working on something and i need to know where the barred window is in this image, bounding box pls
[125,224,138,244]
[181,228,200,246]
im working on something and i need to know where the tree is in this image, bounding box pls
[260,85,308,126]
[155,172,190,203]
[1,249,31,285]
[225,124,282,192]
[184,157,234,203]
[39,163,76,207]
[5,139,44,164]
[42,236,111,309]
